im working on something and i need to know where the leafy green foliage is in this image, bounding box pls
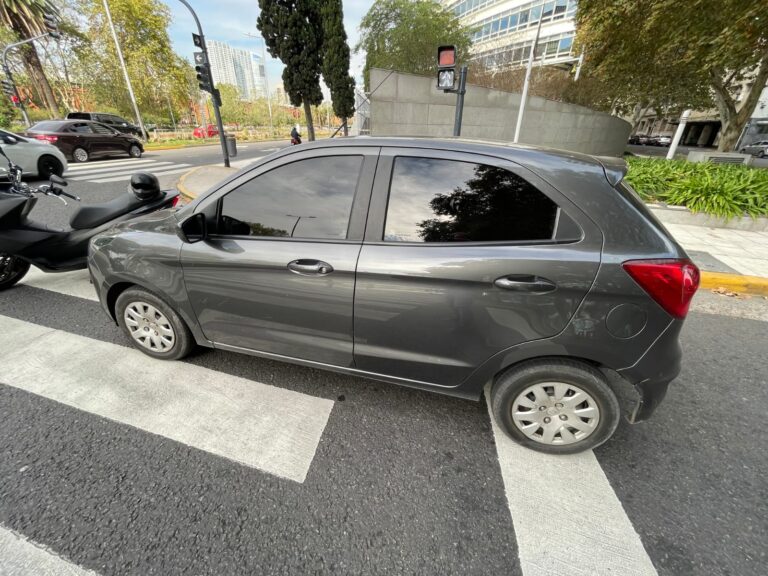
[356,0,473,89]
[576,2,768,151]
[625,157,768,219]
[320,0,355,122]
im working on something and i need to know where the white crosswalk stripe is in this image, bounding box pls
[64,159,191,184]
[0,525,100,576]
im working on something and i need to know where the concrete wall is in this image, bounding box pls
[369,68,631,157]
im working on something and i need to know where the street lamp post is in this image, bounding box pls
[178,0,229,167]
[513,15,544,143]
[2,33,53,127]
[244,32,274,137]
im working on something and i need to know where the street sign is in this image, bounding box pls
[192,33,203,48]
[437,45,457,91]
[193,51,206,66]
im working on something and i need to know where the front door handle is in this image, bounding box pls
[287,259,334,276]
[494,275,557,293]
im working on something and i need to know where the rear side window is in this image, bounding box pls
[218,156,363,240]
[91,123,114,134]
[384,157,558,243]
[68,123,93,134]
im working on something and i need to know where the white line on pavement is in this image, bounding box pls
[230,156,264,169]
[66,161,173,177]
[0,524,100,576]
[64,158,157,171]
[0,315,334,483]
[20,267,97,302]
[485,387,658,576]
[88,165,192,183]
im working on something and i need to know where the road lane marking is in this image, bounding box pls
[0,524,100,575]
[485,387,658,576]
[64,158,155,171]
[230,156,264,169]
[88,165,191,183]
[20,267,98,302]
[66,161,173,177]
[0,315,334,483]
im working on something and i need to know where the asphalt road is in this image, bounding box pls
[627,144,768,168]
[24,140,287,229]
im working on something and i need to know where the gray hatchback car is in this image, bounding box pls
[88,138,700,454]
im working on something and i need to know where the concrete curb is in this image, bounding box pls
[648,203,768,232]
[700,271,768,296]
[176,166,204,203]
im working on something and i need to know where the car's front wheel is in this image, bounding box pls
[37,155,64,179]
[128,144,142,158]
[491,359,620,454]
[116,287,194,360]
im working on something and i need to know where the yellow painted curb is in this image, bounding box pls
[700,271,768,296]
[176,166,204,202]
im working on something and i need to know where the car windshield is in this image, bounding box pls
[28,121,67,132]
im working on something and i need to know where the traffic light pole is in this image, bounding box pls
[451,65,468,137]
[178,0,230,167]
[2,36,49,128]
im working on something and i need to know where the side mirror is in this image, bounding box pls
[178,212,207,243]
[2,136,18,145]
[49,174,68,186]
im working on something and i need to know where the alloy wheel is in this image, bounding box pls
[124,301,176,352]
[510,382,600,446]
[73,148,88,163]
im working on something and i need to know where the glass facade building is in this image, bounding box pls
[443,0,579,69]
[207,40,266,101]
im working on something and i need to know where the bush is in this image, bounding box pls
[625,157,768,219]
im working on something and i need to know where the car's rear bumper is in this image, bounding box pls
[616,319,683,422]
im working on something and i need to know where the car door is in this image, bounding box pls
[180,146,378,367]
[66,122,96,155]
[353,148,602,388]
[90,122,121,156]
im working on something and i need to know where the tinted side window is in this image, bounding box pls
[218,156,363,240]
[91,123,114,134]
[384,157,558,243]
[68,123,93,134]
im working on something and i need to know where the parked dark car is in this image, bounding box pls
[88,138,700,454]
[739,140,768,158]
[24,120,144,163]
[627,134,643,145]
[66,112,144,138]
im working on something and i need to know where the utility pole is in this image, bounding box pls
[181,0,229,167]
[244,32,274,136]
[513,16,544,143]
[667,109,691,160]
[103,0,147,140]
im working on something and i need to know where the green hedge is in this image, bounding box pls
[624,156,768,219]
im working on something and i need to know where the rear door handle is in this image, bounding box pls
[287,259,334,276]
[494,275,557,293]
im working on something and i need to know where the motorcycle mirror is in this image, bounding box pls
[49,174,68,187]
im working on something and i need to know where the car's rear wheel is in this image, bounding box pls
[128,144,142,158]
[491,359,620,454]
[72,147,89,163]
[758,150,766,159]
[37,155,64,179]
[0,254,30,290]
[116,287,194,360]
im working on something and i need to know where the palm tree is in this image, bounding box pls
[0,0,60,116]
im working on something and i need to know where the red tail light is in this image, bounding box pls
[171,194,183,207]
[34,134,58,144]
[622,259,700,319]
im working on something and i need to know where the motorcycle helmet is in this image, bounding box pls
[130,172,161,200]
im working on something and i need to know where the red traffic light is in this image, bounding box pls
[438,45,456,67]
[10,95,18,103]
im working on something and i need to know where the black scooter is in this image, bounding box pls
[0,144,180,290]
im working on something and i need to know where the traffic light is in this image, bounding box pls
[437,45,457,91]
[43,12,60,40]
[10,95,20,108]
[1,78,16,97]
[196,63,213,93]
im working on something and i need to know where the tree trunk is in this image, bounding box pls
[718,121,745,153]
[20,44,58,117]
[303,100,316,141]
[343,118,348,137]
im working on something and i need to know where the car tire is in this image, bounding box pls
[739,149,747,154]
[116,287,195,361]
[37,155,64,179]
[128,144,142,158]
[72,147,89,163]
[491,358,620,455]
[758,151,765,159]
[0,254,30,291]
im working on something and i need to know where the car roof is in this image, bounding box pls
[289,136,627,185]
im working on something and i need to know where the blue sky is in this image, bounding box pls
[163,0,374,95]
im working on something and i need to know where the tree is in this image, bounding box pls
[356,0,473,89]
[258,0,324,141]
[0,0,60,116]
[576,1,768,151]
[320,0,355,135]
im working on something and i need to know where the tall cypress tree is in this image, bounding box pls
[320,0,355,135]
[257,0,323,141]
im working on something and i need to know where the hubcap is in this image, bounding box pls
[124,301,175,352]
[510,382,600,445]
[74,149,87,162]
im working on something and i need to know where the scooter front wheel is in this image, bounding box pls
[0,254,30,290]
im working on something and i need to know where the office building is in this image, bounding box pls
[207,39,266,100]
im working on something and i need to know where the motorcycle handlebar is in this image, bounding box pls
[58,189,81,202]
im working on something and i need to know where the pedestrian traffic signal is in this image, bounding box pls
[43,13,60,39]
[437,45,457,91]
[10,95,20,108]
